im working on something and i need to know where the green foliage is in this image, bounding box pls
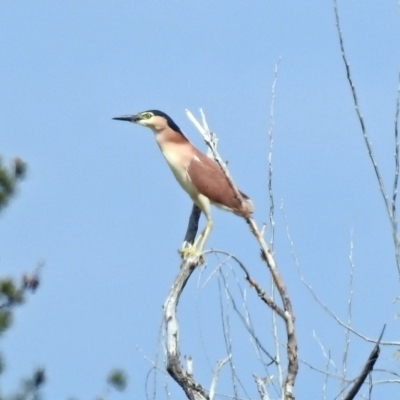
[0,279,25,307]
[0,155,128,399]
[0,154,49,400]
[0,278,25,337]
[9,368,46,400]
[0,157,26,213]
[107,369,128,392]
[0,353,4,375]
[0,310,12,337]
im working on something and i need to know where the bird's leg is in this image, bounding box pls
[195,219,213,253]
[179,219,213,259]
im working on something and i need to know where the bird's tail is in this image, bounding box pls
[238,191,254,218]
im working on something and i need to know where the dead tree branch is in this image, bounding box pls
[204,250,278,365]
[164,257,209,400]
[267,58,285,393]
[245,216,297,400]
[332,0,400,278]
[187,109,298,400]
[341,325,386,400]
[283,205,400,346]
[254,374,271,400]
[209,356,230,400]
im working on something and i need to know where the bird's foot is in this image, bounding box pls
[178,245,204,264]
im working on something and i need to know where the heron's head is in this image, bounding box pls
[113,110,184,135]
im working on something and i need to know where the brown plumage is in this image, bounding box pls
[187,150,253,218]
[112,109,253,258]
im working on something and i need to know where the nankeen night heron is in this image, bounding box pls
[113,110,253,258]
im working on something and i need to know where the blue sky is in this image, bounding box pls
[1,1,400,399]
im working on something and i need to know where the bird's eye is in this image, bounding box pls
[142,113,152,119]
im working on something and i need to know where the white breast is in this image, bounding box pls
[160,146,198,197]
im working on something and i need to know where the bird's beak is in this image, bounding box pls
[112,114,141,123]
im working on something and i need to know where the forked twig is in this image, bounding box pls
[187,109,298,400]
[208,251,278,368]
[341,325,386,400]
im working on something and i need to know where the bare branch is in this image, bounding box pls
[313,331,337,372]
[246,218,298,400]
[393,71,400,273]
[217,279,241,399]
[164,257,209,400]
[332,0,389,211]
[209,356,231,400]
[266,62,285,393]
[136,336,169,400]
[301,359,350,381]
[268,60,285,392]
[187,110,298,400]
[392,71,400,217]
[253,374,272,400]
[202,249,285,320]
[268,57,282,247]
[205,251,277,365]
[182,112,223,248]
[283,206,400,346]
[332,0,400,278]
[341,235,355,392]
[341,325,386,400]
[185,109,248,218]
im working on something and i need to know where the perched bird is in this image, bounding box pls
[113,110,253,258]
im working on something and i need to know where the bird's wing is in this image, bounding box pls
[187,151,253,217]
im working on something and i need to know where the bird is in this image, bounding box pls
[112,110,253,259]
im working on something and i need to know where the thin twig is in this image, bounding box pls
[393,71,400,274]
[268,57,282,248]
[187,110,297,400]
[182,110,219,247]
[393,72,400,218]
[137,317,167,400]
[313,331,337,372]
[283,206,400,346]
[268,58,284,396]
[185,109,248,216]
[209,356,231,400]
[218,278,240,399]
[332,0,390,213]
[341,235,355,393]
[333,0,400,278]
[341,325,386,400]
[301,359,350,381]
[206,252,277,365]
[270,277,283,397]
[195,266,217,374]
